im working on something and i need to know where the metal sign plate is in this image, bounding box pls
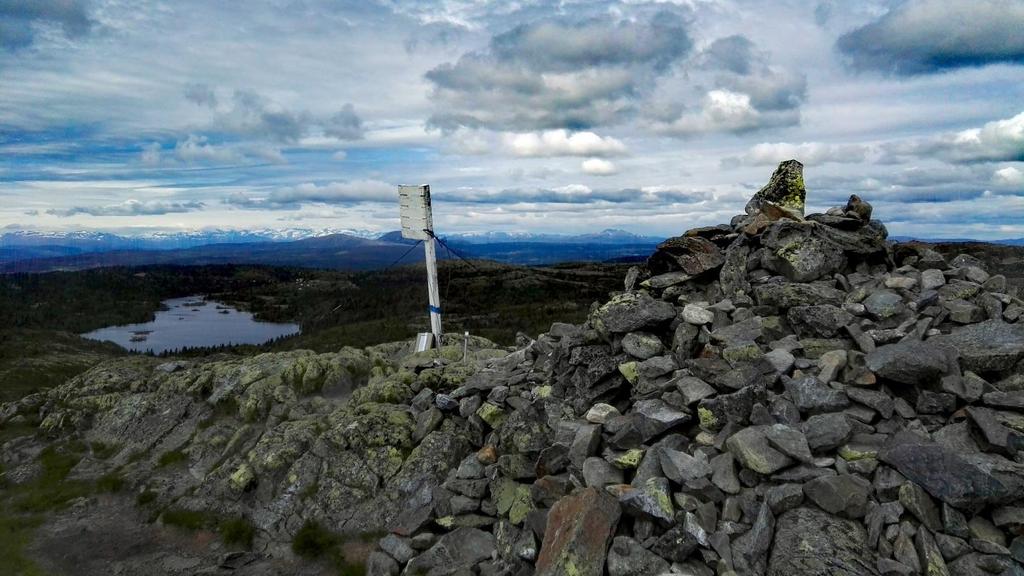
[399,185,433,240]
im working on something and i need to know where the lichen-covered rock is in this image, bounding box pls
[745,159,806,217]
[590,292,676,336]
[535,488,621,576]
[768,507,879,575]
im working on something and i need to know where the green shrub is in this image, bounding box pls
[219,516,255,548]
[291,520,340,560]
[161,508,210,531]
[156,449,187,468]
[90,441,121,460]
[135,490,157,505]
[96,471,125,493]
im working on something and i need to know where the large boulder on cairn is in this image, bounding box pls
[745,159,806,217]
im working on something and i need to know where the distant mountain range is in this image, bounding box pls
[0,228,666,273]
[3,228,1022,274]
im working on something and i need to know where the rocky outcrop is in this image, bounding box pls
[3,160,1024,576]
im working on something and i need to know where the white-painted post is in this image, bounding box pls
[399,184,443,348]
[424,231,443,346]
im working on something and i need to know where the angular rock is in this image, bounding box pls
[765,424,814,463]
[767,507,879,575]
[899,482,942,532]
[753,281,845,308]
[932,320,1024,373]
[726,426,795,475]
[590,292,677,335]
[660,448,712,485]
[878,432,1024,510]
[803,412,853,452]
[405,528,497,576]
[621,332,664,360]
[732,502,775,575]
[784,377,849,413]
[803,474,871,518]
[535,488,621,576]
[606,536,670,576]
[788,305,854,338]
[863,290,905,319]
[762,221,847,282]
[582,457,623,488]
[745,159,806,217]
[866,340,958,386]
[618,477,674,526]
[648,236,724,276]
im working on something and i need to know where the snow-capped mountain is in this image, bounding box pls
[0,228,383,252]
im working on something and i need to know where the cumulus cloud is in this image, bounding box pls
[425,10,693,132]
[886,111,1024,163]
[504,130,627,158]
[654,35,806,135]
[0,0,92,50]
[47,199,205,217]
[994,166,1024,186]
[659,90,799,136]
[837,0,1024,74]
[581,158,618,176]
[726,141,873,167]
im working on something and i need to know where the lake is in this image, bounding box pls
[81,295,300,354]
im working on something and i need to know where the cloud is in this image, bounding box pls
[140,142,162,166]
[183,83,218,108]
[653,35,806,135]
[994,166,1024,186]
[886,111,1024,163]
[837,0,1024,74]
[436,185,711,205]
[504,130,627,158]
[192,88,365,143]
[174,135,242,164]
[658,90,800,135]
[226,180,395,208]
[323,103,365,140]
[0,0,92,50]
[581,158,618,176]
[726,141,873,167]
[425,10,693,132]
[47,199,205,217]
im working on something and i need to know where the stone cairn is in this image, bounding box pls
[368,160,1024,576]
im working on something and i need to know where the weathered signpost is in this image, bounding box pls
[398,184,443,350]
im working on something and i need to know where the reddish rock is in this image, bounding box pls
[535,487,621,576]
[647,236,724,276]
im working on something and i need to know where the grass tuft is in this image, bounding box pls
[161,508,211,531]
[156,449,187,468]
[219,516,256,548]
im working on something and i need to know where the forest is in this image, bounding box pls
[0,260,630,401]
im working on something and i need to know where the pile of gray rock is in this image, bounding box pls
[366,160,1024,576]
[3,160,1024,576]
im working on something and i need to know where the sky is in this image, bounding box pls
[1,0,1023,240]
